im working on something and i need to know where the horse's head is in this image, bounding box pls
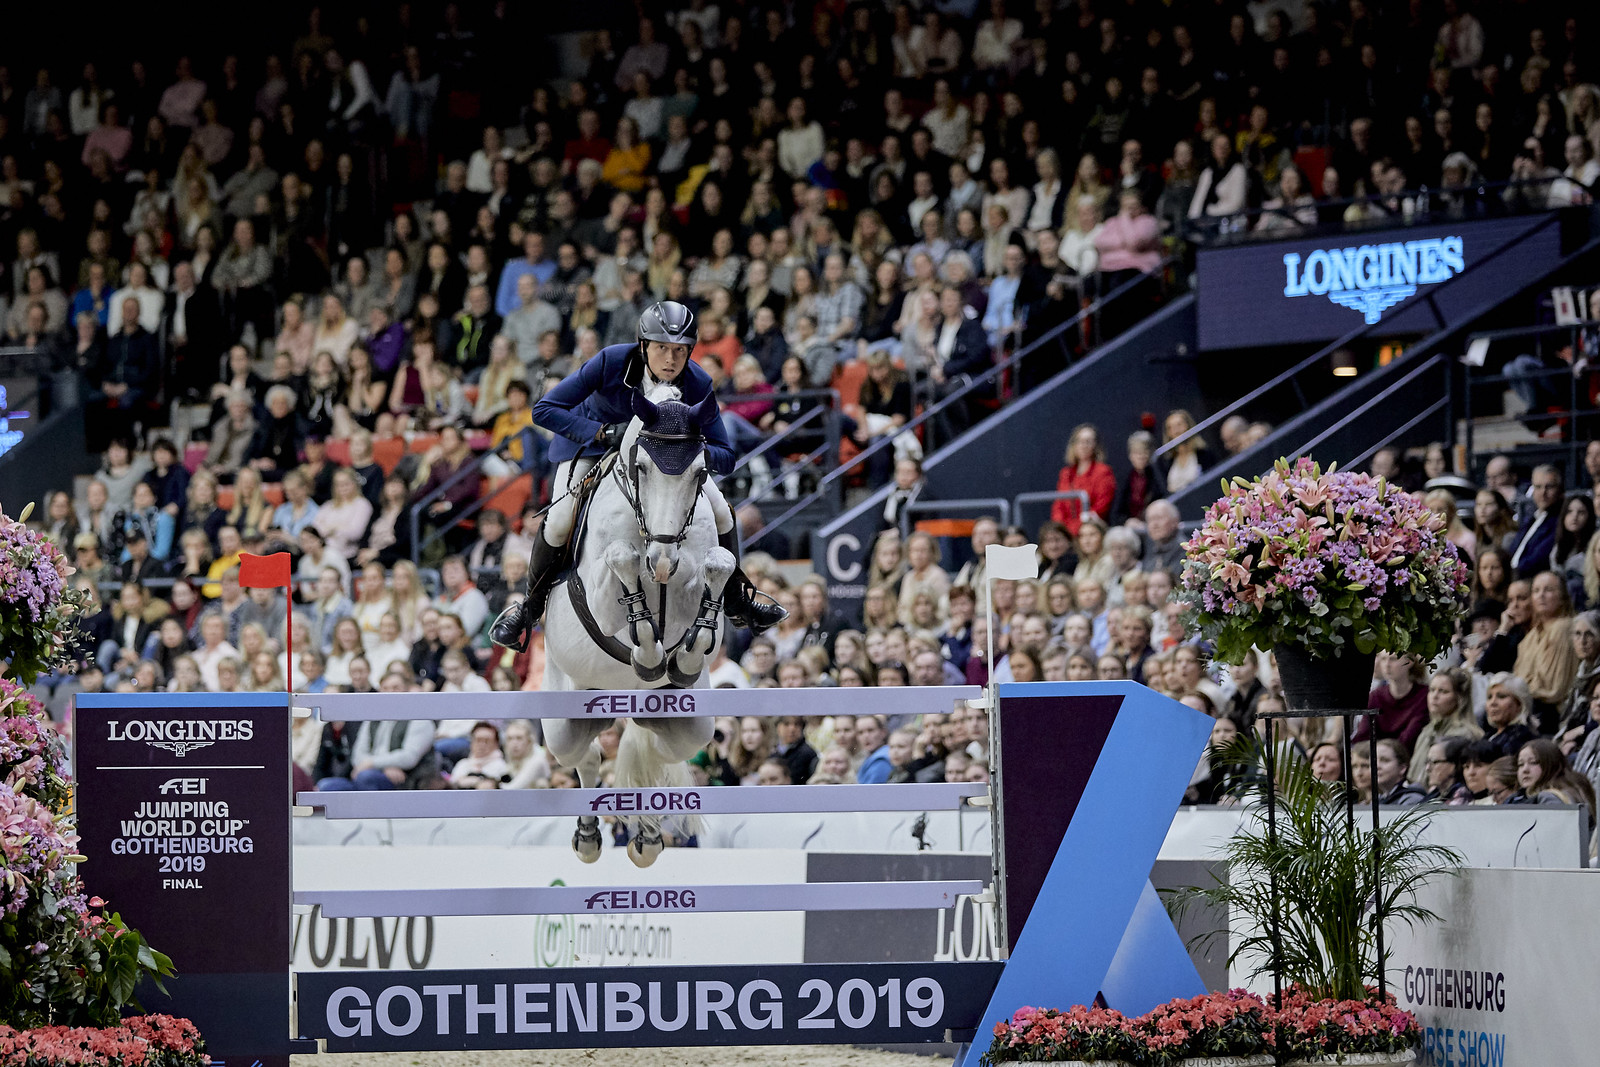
[620,385,719,584]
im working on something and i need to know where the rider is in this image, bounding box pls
[490,300,788,651]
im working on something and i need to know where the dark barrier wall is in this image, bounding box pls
[0,401,95,512]
[1196,215,1563,351]
[812,296,1201,618]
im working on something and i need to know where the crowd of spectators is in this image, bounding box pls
[5,0,1600,811]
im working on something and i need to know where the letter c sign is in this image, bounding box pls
[827,533,862,582]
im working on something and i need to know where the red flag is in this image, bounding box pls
[238,551,292,589]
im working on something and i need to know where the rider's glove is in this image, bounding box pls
[595,423,628,450]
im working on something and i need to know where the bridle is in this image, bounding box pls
[612,425,708,568]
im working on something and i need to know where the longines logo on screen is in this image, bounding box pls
[106,719,254,757]
[1282,236,1465,324]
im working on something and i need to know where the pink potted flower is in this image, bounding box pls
[1274,986,1420,1066]
[1179,459,1468,713]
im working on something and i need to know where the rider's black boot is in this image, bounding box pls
[718,528,788,634]
[490,535,564,652]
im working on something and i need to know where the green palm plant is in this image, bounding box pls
[1169,738,1462,1001]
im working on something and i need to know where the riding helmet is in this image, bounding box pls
[637,300,698,349]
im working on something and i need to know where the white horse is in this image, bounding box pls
[540,381,736,867]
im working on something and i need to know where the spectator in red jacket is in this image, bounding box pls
[1051,423,1116,536]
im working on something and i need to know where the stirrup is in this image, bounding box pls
[490,599,533,653]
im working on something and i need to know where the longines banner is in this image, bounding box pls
[1195,215,1562,351]
[76,693,292,1063]
[1385,867,1597,1067]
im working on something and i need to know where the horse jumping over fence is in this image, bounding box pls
[540,380,736,868]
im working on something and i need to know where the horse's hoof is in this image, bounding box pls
[628,831,663,868]
[573,822,603,864]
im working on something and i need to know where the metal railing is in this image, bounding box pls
[1295,355,1449,458]
[1012,490,1091,532]
[754,256,1179,551]
[1154,213,1567,466]
[1457,328,1600,483]
[408,433,538,563]
[1182,176,1574,248]
[897,498,1011,540]
[721,388,844,514]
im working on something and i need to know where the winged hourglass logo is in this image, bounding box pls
[1283,235,1464,324]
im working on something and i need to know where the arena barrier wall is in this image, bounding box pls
[1384,866,1600,1067]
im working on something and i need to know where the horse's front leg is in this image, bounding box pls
[673,546,737,678]
[604,542,665,680]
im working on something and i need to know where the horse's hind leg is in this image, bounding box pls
[545,717,609,863]
[621,719,714,868]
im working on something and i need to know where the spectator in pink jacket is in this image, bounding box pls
[1094,190,1163,286]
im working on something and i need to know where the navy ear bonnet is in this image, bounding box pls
[630,392,708,475]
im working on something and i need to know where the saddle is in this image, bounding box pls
[548,450,616,592]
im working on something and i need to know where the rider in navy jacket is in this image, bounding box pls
[536,343,737,473]
[491,300,785,651]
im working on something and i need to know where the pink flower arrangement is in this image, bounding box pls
[0,502,90,686]
[1273,986,1419,1061]
[983,988,1419,1065]
[0,1015,208,1067]
[1,684,175,1027]
[986,1004,1142,1063]
[1179,459,1469,665]
[1131,989,1275,1064]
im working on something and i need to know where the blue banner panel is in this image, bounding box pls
[956,682,1214,1067]
[74,693,293,1058]
[1195,215,1561,351]
[298,962,1004,1051]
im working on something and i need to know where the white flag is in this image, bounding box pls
[985,543,1039,581]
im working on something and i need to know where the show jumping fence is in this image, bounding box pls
[73,681,1214,1066]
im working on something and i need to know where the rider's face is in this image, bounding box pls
[645,341,689,381]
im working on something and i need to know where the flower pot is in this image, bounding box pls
[1181,1057,1277,1066]
[1286,1051,1417,1066]
[1030,1061,1136,1066]
[1273,645,1378,717]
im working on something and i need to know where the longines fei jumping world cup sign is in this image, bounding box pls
[75,693,293,1067]
[1196,215,1562,351]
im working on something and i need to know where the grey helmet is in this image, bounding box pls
[637,300,698,349]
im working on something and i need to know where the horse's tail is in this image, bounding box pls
[615,723,703,839]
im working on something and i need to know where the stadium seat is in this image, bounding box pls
[915,519,977,539]
[484,473,535,523]
[372,437,405,474]
[1298,147,1331,195]
[833,360,870,412]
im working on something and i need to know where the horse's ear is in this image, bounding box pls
[691,392,720,433]
[631,390,661,426]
